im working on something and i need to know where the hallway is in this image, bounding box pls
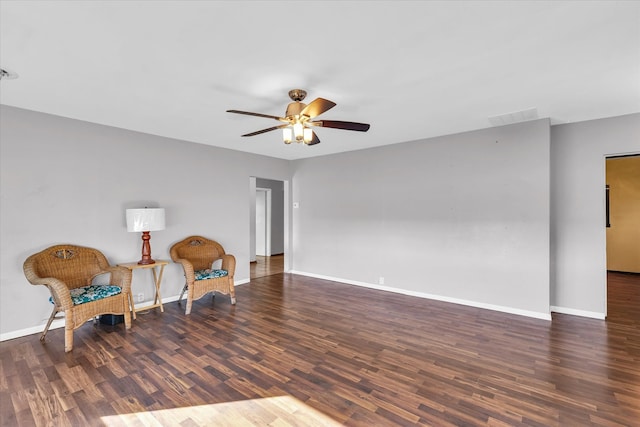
[607,271,640,323]
[250,254,284,279]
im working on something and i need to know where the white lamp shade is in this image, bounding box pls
[126,208,165,232]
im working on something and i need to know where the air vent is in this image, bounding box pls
[488,108,538,127]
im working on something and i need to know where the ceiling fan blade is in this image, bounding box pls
[310,120,370,132]
[306,131,321,146]
[227,110,285,121]
[299,98,336,119]
[242,124,289,137]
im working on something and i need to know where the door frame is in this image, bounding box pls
[249,176,290,271]
[255,187,272,256]
[604,153,640,318]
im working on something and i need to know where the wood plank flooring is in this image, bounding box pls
[250,255,284,279]
[1,272,638,426]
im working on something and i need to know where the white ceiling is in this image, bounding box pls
[1,1,639,160]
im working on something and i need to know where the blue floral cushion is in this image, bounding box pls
[194,269,228,280]
[49,285,122,305]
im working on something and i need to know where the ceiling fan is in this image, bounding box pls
[227,89,370,145]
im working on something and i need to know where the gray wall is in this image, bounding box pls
[256,177,285,255]
[550,113,640,317]
[0,105,289,337]
[290,119,551,318]
[2,104,638,339]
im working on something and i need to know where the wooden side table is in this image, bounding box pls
[118,260,169,320]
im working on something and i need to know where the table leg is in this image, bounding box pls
[152,265,165,312]
[129,292,137,320]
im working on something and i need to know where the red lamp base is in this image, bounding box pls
[137,231,156,265]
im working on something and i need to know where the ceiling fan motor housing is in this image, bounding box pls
[288,89,307,101]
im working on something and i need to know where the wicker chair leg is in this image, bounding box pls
[123,300,132,330]
[123,312,131,330]
[186,283,196,315]
[41,307,59,342]
[178,283,187,304]
[229,279,237,305]
[64,323,74,353]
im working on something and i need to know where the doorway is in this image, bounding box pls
[605,154,640,318]
[250,177,288,279]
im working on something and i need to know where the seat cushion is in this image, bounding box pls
[69,285,122,305]
[194,269,228,281]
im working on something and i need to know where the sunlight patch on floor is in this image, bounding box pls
[100,395,342,426]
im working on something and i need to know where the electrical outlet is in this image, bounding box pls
[137,293,144,303]
[379,277,385,285]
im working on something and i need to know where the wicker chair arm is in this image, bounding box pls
[220,254,236,276]
[174,259,195,281]
[30,277,73,310]
[101,266,133,293]
[23,258,73,310]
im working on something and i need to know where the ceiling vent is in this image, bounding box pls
[488,108,538,127]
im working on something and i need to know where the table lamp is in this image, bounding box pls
[126,208,165,265]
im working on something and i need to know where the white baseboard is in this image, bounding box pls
[550,306,605,320]
[290,270,552,321]
[1,279,252,342]
[0,319,67,342]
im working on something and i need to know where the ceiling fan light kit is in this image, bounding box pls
[227,89,370,146]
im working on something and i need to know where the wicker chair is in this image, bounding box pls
[23,244,132,352]
[170,236,236,314]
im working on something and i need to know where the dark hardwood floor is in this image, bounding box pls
[250,255,284,279]
[1,271,638,426]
